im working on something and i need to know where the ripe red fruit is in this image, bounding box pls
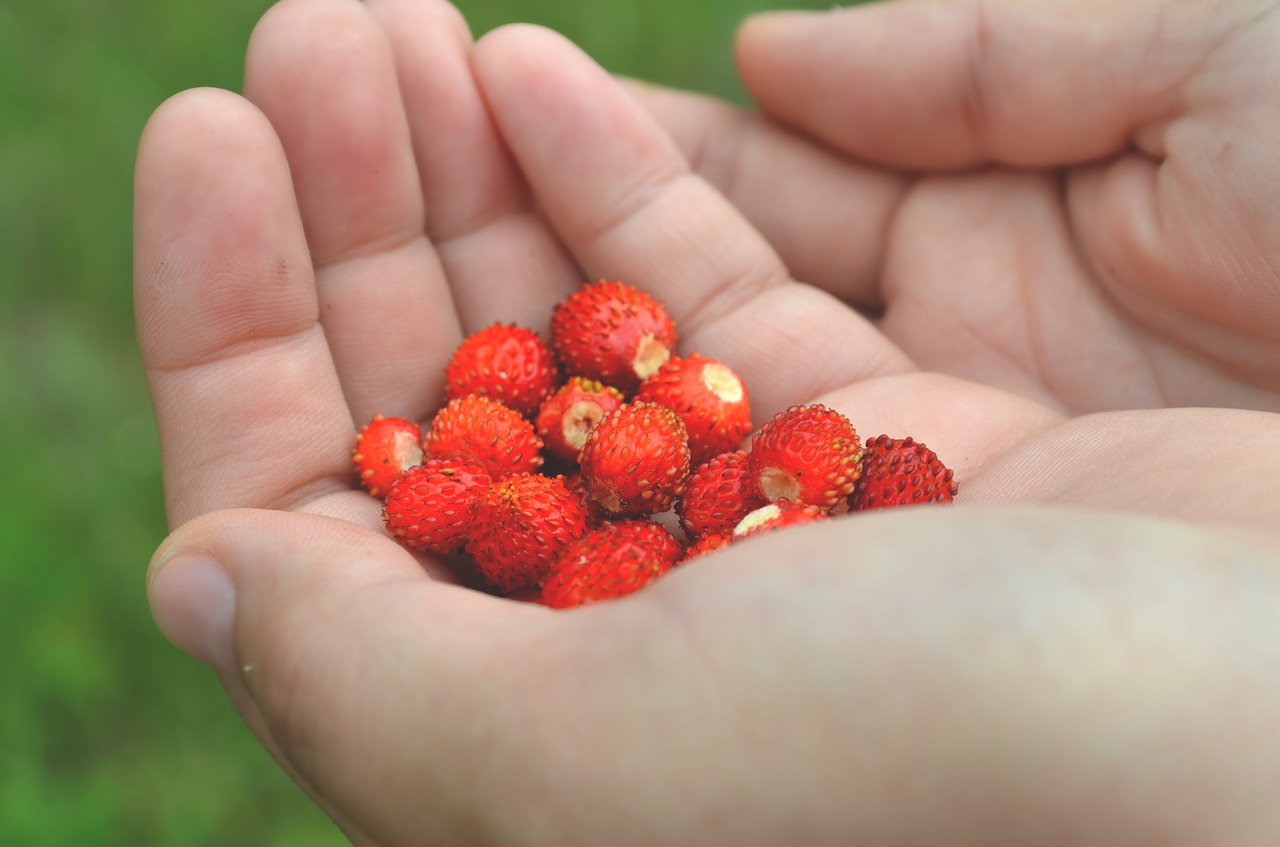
[733,499,829,539]
[747,404,864,510]
[444,323,559,416]
[353,414,424,498]
[540,519,683,609]
[550,279,677,395]
[578,402,692,517]
[676,450,767,542]
[421,395,544,478]
[848,435,958,510]
[382,457,492,554]
[636,354,752,467]
[468,473,591,593]
[535,376,625,463]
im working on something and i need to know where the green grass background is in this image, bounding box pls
[1,0,842,843]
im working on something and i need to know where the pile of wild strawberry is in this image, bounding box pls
[353,280,956,609]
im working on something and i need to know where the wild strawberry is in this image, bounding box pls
[444,323,559,416]
[382,457,492,554]
[848,435,958,510]
[540,519,683,609]
[733,499,829,539]
[421,395,544,478]
[747,404,863,510]
[680,531,732,563]
[676,450,766,542]
[467,473,591,593]
[353,414,424,498]
[550,280,677,395]
[636,354,752,467]
[578,402,691,517]
[535,376,625,463]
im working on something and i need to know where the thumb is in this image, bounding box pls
[735,0,1206,169]
[146,508,554,846]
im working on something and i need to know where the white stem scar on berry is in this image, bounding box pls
[701,362,744,403]
[758,467,802,503]
[632,334,671,381]
[563,400,607,452]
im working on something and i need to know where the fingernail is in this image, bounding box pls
[149,549,237,673]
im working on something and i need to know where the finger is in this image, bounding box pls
[134,89,354,527]
[147,508,564,846]
[367,0,583,332]
[621,78,909,312]
[244,0,461,422]
[735,1,1194,170]
[474,25,916,417]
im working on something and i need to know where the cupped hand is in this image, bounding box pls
[135,0,1280,844]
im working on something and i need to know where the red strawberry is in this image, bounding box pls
[540,519,683,609]
[353,414,424,498]
[550,280,677,395]
[676,449,766,542]
[733,499,829,539]
[467,473,591,593]
[444,323,559,416]
[636,354,752,467]
[382,456,492,554]
[747,404,863,510]
[535,376,625,463]
[848,435,958,510]
[421,395,544,478]
[578,402,692,517]
[680,531,732,563]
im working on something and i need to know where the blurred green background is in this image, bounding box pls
[1,0,837,843]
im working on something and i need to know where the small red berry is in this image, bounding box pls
[421,395,544,478]
[680,531,732,563]
[733,499,829,539]
[540,519,683,609]
[382,457,492,554]
[676,450,766,542]
[353,414,424,498]
[535,376,625,463]
[578,402,692,517]
[848,435,958,510]
[444,323,559,416]
[748,404,863,510]
[468,473,591,593]
[550,280,677,395]
[636,354,752,467]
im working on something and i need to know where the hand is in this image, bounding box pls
[135,0,1280,844]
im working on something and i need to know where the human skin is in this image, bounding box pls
[135,0,1280,844]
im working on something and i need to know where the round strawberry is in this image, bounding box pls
[636,354,752,467]
[550,279,677,395]
[676,449,766,542]
[382,456,492,554]
[421,395,544,478]
[444,323,559,416]
[353,414,424,498]
[467,473,591,593]
[733,499,829,539]
[848,435,958,510]
[578,402,692,517]
[540,519,683,609]
[535,376,625,463]
[747,404,863,510]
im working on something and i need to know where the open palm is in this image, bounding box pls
[136,0,1280,844]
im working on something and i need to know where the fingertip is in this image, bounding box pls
[148,545,239,673]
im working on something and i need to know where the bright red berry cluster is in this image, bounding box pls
[352,279,958,608]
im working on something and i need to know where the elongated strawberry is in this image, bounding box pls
[421,395,544,478]
[444,323,559,416]
[578,402,692,517]
[636,354,752,467]
[733,499,829,539]
[848,435,958,510]
[382,457,492,554]
[353,414,424,498]
[550,280,677,395]
[747,404,863,510]
[540,519,683,608]
[676,449,766,542]
[535,376,625,463]
[468,473,591,593]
